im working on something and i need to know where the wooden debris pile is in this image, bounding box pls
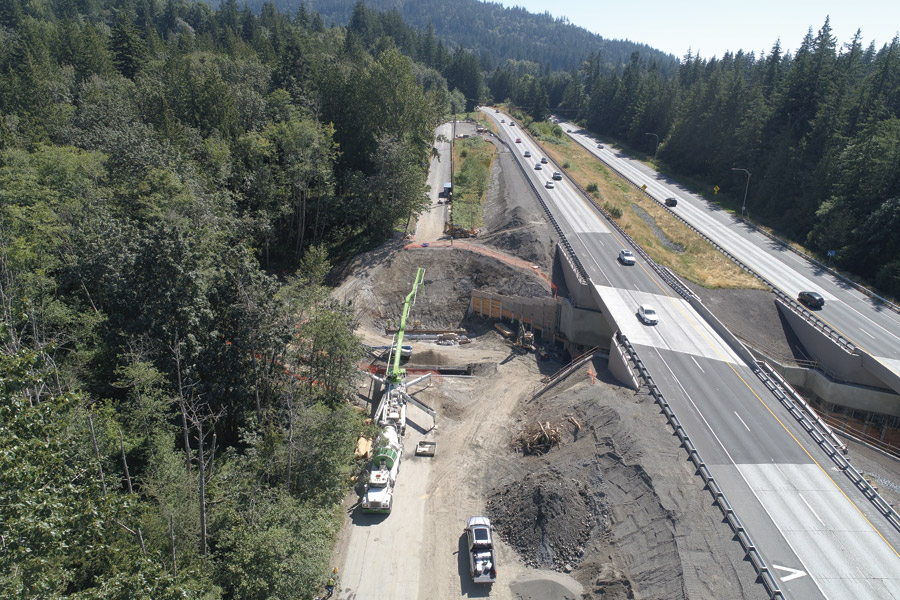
[515,421,561,455]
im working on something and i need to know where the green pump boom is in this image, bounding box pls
[388,268,425,384]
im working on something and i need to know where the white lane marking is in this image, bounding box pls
[773,564,808,582]
[691,356,705,373]
[734,411,751,433]
[651,348,828,599]
[798,493,826,527]
[860,328,875,339]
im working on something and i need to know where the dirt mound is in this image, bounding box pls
[488,469,604,571]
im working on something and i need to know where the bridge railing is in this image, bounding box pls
[617,333,785,600]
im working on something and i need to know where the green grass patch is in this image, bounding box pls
[452,136,496,229]
[535,134,765,290]
[527,120,565,144]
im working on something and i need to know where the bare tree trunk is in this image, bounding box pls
[196,419,208,557]
[180,402,192,474]
[169,515,177,577]
[286,395,295,492]
[87,412,107,496]
[296,188,307,259]
[119,429,146,555]
[171,339,193,474]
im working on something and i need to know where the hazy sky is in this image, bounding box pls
[502,0,900,59]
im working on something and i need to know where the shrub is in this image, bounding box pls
[604,202,622,219]
[562,161,571,169]
[586,182,599,194]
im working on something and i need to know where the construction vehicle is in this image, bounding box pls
[364,269,437,514]
[514,322,536,353]
[444,223,477,238]
[465,516,498,584]
[362,426,401,513]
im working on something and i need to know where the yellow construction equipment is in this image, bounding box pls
[444,223,477,238]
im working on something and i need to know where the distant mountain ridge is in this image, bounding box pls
[229,0,679,73]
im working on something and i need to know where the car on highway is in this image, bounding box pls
[638,304,659,325]
[534,163,542,170]
[510,122,515,127]
[545,180,555,189]
[665,197,678,207]
[618,249,635,265]
[500,118,505,123]
[540,157,548,164]
[552,171,562,180]
[598,143,604,149]
[495,109,500,113]
[515,138,522,143]
[567,129,572,133]
[798,291,825,309]
[523,150,531,157]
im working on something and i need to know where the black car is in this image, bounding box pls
[798,291,825,309]
[665,197,678,207]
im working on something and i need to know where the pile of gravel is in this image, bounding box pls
[487,469,606,572]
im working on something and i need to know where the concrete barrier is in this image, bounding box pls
[609,335,639,390]
[687,296,758,366]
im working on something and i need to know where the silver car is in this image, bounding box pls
[618,249,635,265]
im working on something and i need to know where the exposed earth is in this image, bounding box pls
[327,121,900,600]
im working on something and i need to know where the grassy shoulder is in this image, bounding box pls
[538,135,766,290]
[452,136,496,229]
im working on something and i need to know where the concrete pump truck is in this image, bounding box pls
[362,268,435,513]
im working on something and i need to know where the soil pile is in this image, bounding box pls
[488,470,603,571]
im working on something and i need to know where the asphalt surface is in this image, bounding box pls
[556,119,900,391]
[483,109,900,599]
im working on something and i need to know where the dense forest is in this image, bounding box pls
[228,0,679,75]
[0,0,453,597]
[497,20,900,297]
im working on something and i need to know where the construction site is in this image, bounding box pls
[327,120,900,600]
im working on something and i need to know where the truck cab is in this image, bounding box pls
[465,516,497,584]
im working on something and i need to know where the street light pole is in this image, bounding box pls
[644,133,659,160]
[732,168,751,219]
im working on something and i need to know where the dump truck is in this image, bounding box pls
[465,516,497,584]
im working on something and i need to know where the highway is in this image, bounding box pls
[556,119,900,387]
[484,110,900,599]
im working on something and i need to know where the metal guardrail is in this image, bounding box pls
[616,333,785,600]
[741,218,900,316]
[755,360,900,534]
[565,131,859,354]
[560,169,696,301]
[492,134,590,284]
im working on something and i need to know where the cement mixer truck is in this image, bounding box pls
[361,426,402,513]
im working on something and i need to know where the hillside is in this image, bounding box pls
[231,0,679,73]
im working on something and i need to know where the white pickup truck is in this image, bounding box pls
[465,516,497,584]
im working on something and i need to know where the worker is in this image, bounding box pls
[323,568,338,599]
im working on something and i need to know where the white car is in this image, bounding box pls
[534,163,542,170]
[540,157,548,164]
[618,249,635,265]
[638,305,658,325]
[524,150,532,157]
[545,180,555,189]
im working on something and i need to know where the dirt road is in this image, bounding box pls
[328,121,769,600]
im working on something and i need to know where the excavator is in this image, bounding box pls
[444,222,477,238]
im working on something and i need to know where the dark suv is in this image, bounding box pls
[664,197,678,207]
[798,291,825,309]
